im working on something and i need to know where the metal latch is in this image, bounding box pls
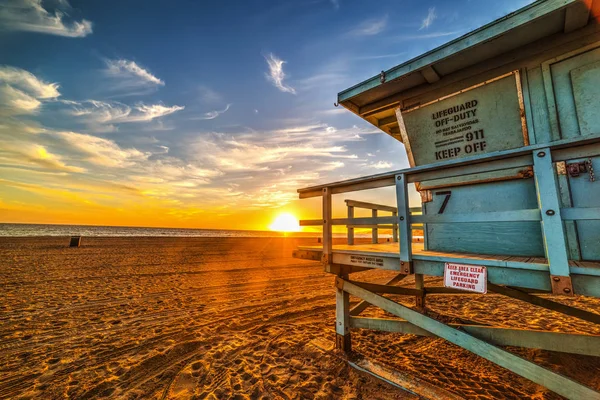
[566,159,595,182]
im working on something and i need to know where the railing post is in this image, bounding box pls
[372,209,378,244]
[347,205,354,245]
[392,211,399,242]
[415,273,426,312]
[533,148,573,296]
[395,174,412,274]
[322,187,332,266]
[335,276,351,352]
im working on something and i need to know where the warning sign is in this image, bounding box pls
[443,263,487,294]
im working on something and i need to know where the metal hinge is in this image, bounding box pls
[566,159,595,182]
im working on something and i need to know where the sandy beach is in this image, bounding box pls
[1,236,599,399]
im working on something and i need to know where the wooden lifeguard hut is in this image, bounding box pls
[293,1,600,398]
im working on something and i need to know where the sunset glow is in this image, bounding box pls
[269,213,300,232]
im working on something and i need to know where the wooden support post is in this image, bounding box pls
[371,209,378,244]
[347,205,354,245]
[395,174,412,274]
[392,211,398,242]
[488,283,600,325]
[322,187,332,266]
[350,274,408,316]
[335,275,351,352]
[339,278,600,400]
[533,148,573,296]
[415,274,426,312]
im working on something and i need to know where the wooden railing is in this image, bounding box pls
[297,135,600,294]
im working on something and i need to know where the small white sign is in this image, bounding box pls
[444,263,487,294]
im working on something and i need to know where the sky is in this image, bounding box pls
[0,0,534,231]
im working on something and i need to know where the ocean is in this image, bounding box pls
[0,223,406,238]
[0,223,324,238]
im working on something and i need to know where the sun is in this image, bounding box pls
[269,213,300,232]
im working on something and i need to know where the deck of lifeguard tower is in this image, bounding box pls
[292,0,600,398]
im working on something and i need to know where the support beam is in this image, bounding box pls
[350,274,407,316]
[488,283,600,325]
[325,264,372,275]
[336,273,351,352]
[392,211,399,243]
[350,317,600,357]
[564,0,592,33]
[421,65,441,83]
[533,148,573,295]
[372,209,378,244]
[347,205,354,245]
[349,280,421,296]
[415,274,426,311]
[338,278,600,400]
[377,115,398,128]
[395,173,412,274]
[322,187,332,265]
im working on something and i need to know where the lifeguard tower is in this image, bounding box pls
[293,1,600,398]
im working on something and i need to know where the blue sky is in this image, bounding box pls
[0,0,533,229]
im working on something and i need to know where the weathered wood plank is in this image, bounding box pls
[564,0,592,33]
[395,174,412,270]
[533,148,573,295]
[350,274,408,316]
[344,199,398,213]
[350,317,600,357]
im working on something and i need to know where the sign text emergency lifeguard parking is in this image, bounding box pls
[443,262,487,294]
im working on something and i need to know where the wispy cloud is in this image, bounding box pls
[0,0,92,37]
[198,86,223,104]
[354,52,406,60]
[350,15,388,36]
[65,100,183,124]
[264,53,296,94]
[369,161,393,169]
[191,103,232,120]
[52,131,150,167]
[330,0,340,10]
[420,7,437,29]
[131,104,184,122]
[0,66,60,115]
[396,31,462,41]
[103,58,164,95]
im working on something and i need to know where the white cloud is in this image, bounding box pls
[350,15,388,36]
[370,161,393,169]
[0,66,60,98]
[0,66,60,115]
[103,59,165,95]
[0,0,92,37]
[420,7,437,29]
[131,104,184,122]
[191,103,231,120]
[65,100,184,124]
[264,53,296,94]
[105,59,163,86]
[52,131,150,168]
[2,141,85,173]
